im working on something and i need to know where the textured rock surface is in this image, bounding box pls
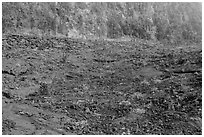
[2,34,202,135]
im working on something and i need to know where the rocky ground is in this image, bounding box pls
[2,34,202,135]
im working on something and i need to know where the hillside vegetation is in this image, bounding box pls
[2,2,202,44]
